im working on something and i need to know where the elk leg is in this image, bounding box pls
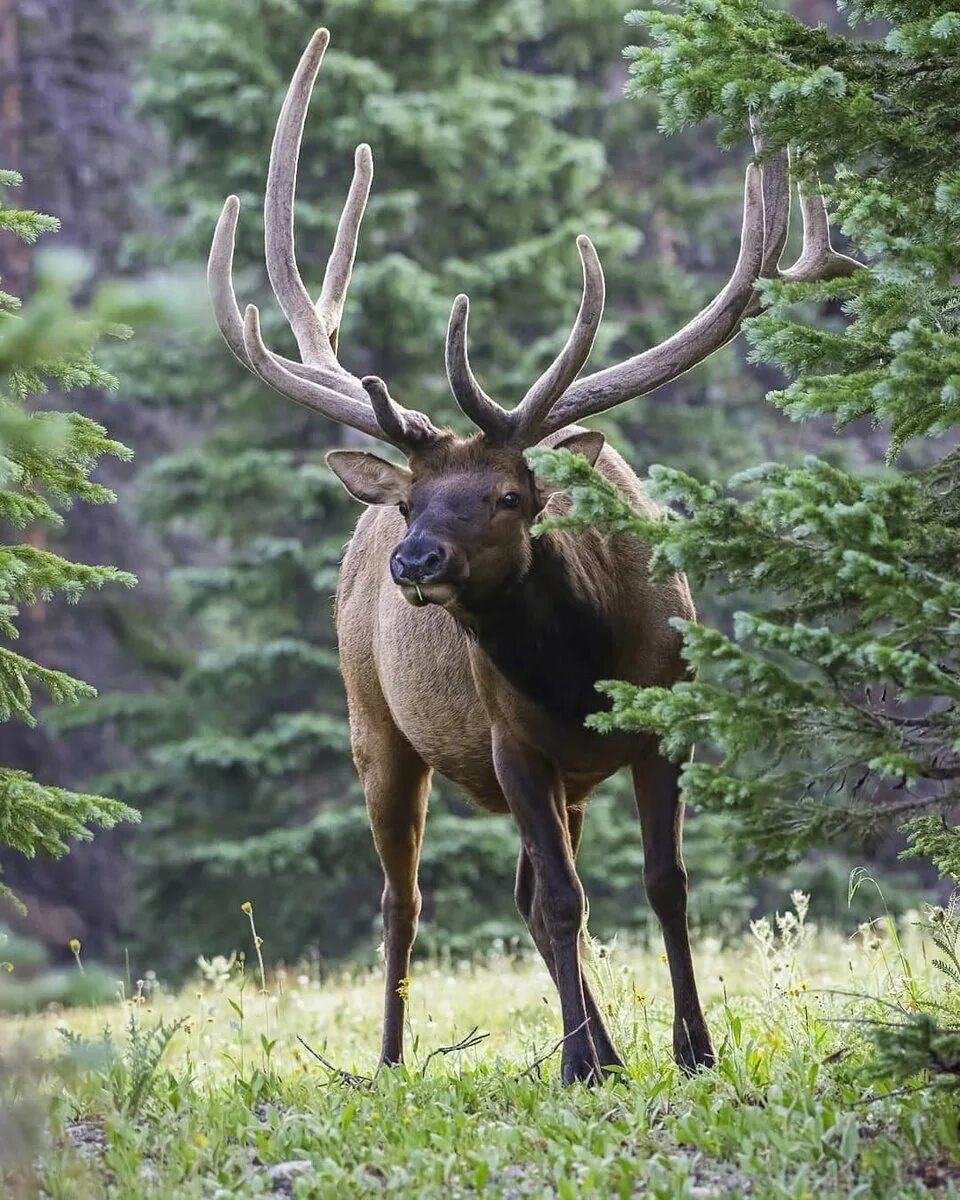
[516,836,623,1070]
[494,730,601,1084]
[632,754,713,1072]
[565,806,623,1069]
[356,725,431,1067]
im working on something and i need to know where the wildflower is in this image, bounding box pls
[659,953,668,964]
[195,1133,209,1148]
[241,901,253,914]
[69,938,81,954]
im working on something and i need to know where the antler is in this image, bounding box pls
[207,29,439,450]
[446,235,605,447]
[541,144,861,436]
[444,130,860,444]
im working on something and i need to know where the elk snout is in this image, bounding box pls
[391,536,450,585]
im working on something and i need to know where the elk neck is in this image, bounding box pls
[451,530,617,723]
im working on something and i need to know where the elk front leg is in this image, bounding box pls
[356,725,431,1067]
[495,730,600,1084]
[514,805,623,1070]
[632,754,713,1072]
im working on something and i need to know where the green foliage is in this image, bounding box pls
[13,917,960,1198]
[0,172,140,910]
[866,1009,960,1089]
[0,963,120,1015]
[903,816,960,882]
[61,1013,189,1118]
[626,0,960,458]
[534,0,960,877]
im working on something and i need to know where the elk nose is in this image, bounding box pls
[391,539,448,585]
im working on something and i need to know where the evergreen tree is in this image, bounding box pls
[99,0,817,975]
[532,0,960,879]
[0,170,139,909]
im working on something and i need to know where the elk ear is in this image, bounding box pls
[326,450,412,506]
[532,429,606,510]
[550,429,605,467]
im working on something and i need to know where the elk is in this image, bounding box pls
[208,30,859,1083]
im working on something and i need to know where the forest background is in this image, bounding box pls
[0,0,947,985]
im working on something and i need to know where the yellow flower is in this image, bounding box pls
[659,953,668,964]
[241,901,253,914]
[194,1133,209,1148]
[69,938,81,954]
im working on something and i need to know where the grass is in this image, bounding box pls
[2,895,959,1199]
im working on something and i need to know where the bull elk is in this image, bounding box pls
[208,30,858,1083]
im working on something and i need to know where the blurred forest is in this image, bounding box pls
[0,0,936,981]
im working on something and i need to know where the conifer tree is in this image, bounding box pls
[0,170,139,909]
[532,0,960,881]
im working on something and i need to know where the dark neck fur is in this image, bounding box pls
[455,536,615,723]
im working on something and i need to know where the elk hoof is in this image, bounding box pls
[561,1034,604,1085]
[561,1054,604,1085]
[674,1019,715,1074]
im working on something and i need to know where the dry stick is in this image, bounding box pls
[850,1080,946,1108]
[420,1026,490,1076]
[815,987,957,1020]
[296,1034,373,1089]
[516,1017,592,1081]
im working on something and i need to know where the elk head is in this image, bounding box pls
[208,29,860,610]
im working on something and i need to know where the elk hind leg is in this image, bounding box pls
[355,719,430,1068]
[632,753,713,1071]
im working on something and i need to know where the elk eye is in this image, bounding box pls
[398,501,409,518]
[499,492,521,510]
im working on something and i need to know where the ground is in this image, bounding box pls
[2,896,959,1199]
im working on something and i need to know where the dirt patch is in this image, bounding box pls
[906,1158,960,1192]
[63,1118,107,1165]
[675,1148,751,1197]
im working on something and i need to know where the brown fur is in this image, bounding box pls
[332,426,714,1082]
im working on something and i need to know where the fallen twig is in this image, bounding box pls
[296,1035,373,1089]
[849,1080,941,1107]
[420,1026,490,1076]
[516,1017,591,1081]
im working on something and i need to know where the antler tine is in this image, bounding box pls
[445,295,513,441]
[732,142,790,328]
[362,376,438,447]
[317,143,374,352]
[241,304,387,440]
[779,183,861,283]
[750,118,790,277]
[208,193,357,390]
[544,161,766,433]
[209,195,255,372]
[508,235,605,445]
[263,28,333,365]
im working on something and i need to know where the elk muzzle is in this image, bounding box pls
[390,533,466,607]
